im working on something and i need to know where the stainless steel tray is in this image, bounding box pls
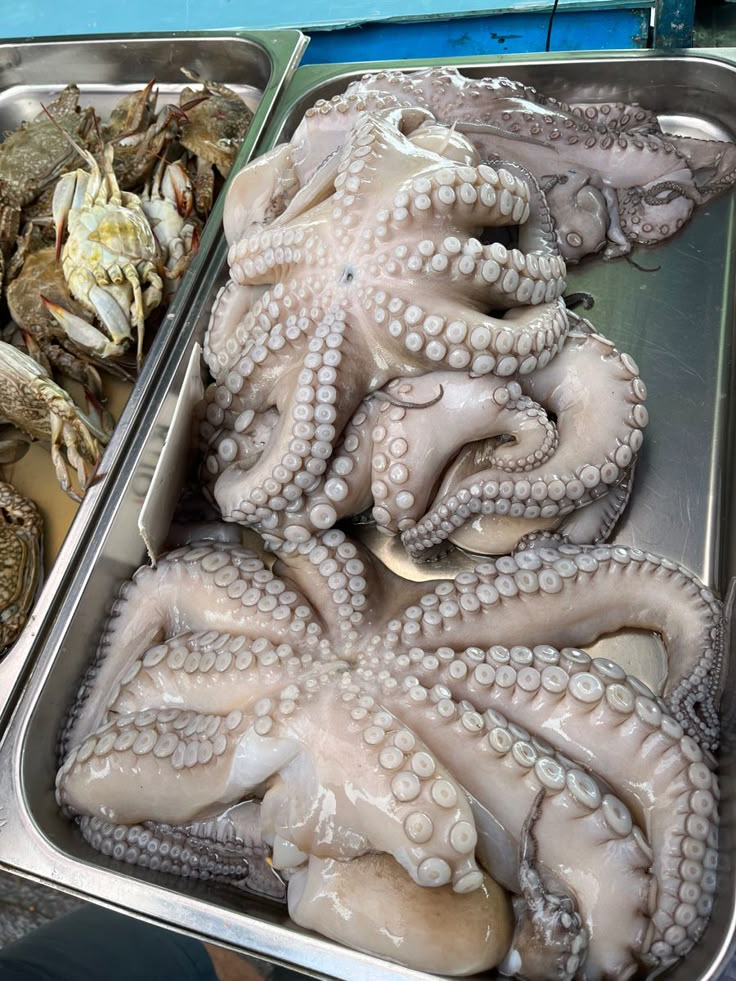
[0,48,735,981]
[0,30,307,724]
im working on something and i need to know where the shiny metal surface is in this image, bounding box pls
[0,48,735,981]
[0,30,307,727]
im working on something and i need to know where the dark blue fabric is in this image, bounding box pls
[0,904,217,981]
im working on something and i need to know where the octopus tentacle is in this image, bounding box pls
[290,90,406,184]
[273,528,428,644]
[106,631,335,719]
[367,376,556,535]
[270,374,556,540]
[347,69,656,140]
[556,463,636,545]
[366,670,652,979]
[222,142,299,246]
[74,802,283,899]
[270,528,387,644]
[379,233,564,310]
[213,307,364,529]
[567,102,660,134]
[228,218,317,289]
[201,403,279,486]
[617,183,694,246]
[661,133,736,202]
[377,642,718,963]
[380,543,722,747]
[203,280,267,379]
[382,296,569,378]
[58,704,266,826]
[61,542,326,756]
[495,159,559,258]
[403,328,647,556]
[205,285,316,390]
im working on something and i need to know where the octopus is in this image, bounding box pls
[56,528,724,979]
[225,67,736,262]
[204,108,576,552]
[202,106,649,560]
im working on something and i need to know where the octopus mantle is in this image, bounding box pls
[57,529,724,980]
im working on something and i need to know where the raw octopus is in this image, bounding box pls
[203,108,646,559]
[56,528,723,979]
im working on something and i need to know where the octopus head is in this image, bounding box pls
[547,181,608,262]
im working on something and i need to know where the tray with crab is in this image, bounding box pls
[0,31,307,685]
[1,46,736,981]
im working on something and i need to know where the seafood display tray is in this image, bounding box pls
[0,30,307,724]
[0,47,735,981]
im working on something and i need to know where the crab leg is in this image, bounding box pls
[43,296,130,360]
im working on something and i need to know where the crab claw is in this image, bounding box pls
[83,390,114,443]
[42,296,129,360]
[163,161,194,217]
[52,172,77,260]
[178,95,211,115]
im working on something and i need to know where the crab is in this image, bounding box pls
[50,137,164,368]
[177,69,253,215]
[0,341,107,500]
[140,158,201,300]
[103,80,178,191]
[0,85,96,285]
[5,223,133,392]
[0,476,42,653]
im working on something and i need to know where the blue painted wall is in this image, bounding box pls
[4,0,650,60]
[302,10,649,63]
